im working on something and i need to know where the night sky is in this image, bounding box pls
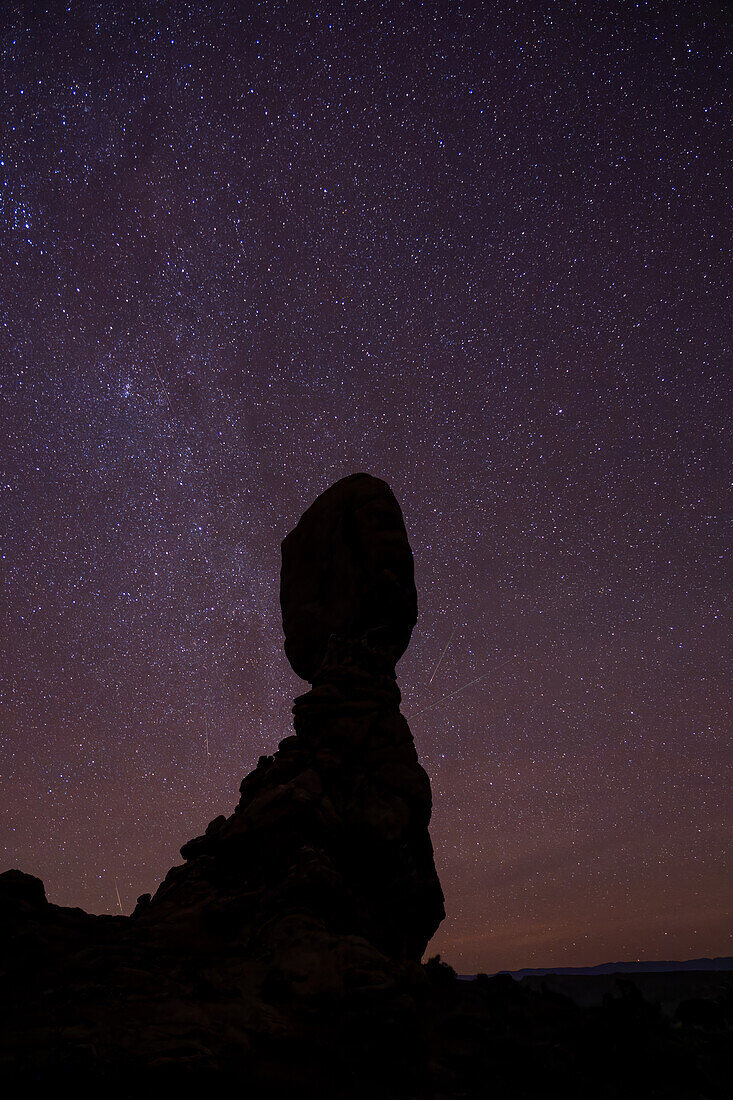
[1,2,730,974]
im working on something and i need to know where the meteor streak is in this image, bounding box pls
[113,875,123,914]
[409,654,524,718]
[428,624,458,685]
[153,362,173,413]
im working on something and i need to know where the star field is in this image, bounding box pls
[1,2,730,972]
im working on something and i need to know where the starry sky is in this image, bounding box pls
[1,2,730,974]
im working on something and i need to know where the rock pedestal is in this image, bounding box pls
[139,473,445,989]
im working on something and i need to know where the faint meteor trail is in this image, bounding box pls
[152,362,173,413]
[408,655,525,718]
[428,624,458,685]
[113,875,123,913]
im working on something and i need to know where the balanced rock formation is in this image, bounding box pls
[2,476,730,1098]
[0,472,444,1084]
[138,472,444,981]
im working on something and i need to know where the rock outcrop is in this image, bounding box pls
[1,474,730,1098]
[133,473,444,995]
[0,472,444,1085]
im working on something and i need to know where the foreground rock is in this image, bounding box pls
[0,473,445,1087]
[136,473,444,985]
[0,475,729,1097]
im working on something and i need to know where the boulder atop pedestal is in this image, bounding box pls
[141,471,444,967]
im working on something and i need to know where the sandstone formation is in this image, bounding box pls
[2,475,725,1097]
[0,472,445,1086]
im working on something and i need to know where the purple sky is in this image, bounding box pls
[1,1,730,972]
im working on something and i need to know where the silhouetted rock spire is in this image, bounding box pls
[140,472,444,970]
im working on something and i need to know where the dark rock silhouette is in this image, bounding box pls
[136,472,444,978]
[280,473,418,680]
[0,473,445,1089]
[0,473,730,1097]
